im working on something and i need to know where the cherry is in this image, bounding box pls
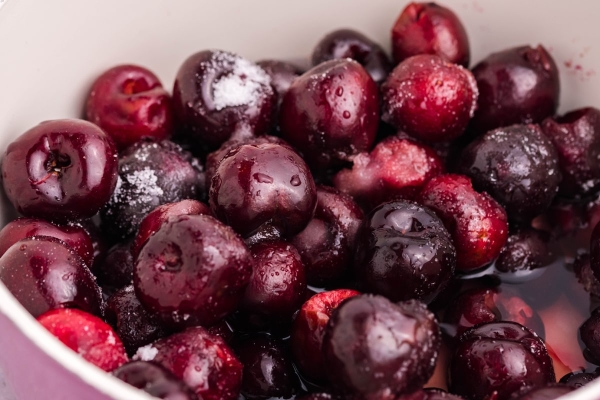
[86,64,173,151]
[354,200,456,303]
[457,124,561,223]
[333,134,444,210]
[397,389,465,400]
[2,119,118,222]
[256,60,302,104]
[0,217,94,267]
[296,394,335,400]
[449,321,555,400]
[209,142,317,238]
[77,219,110,271]
[134,214,253,329]
[470,45,559,134]
[279,59,379,171]
[312,29,391,84]
[112,361,198,400]
[38,308,128,372]
[323,295,440,398]
[0,236,102,317]
[95,241,134,295]
[580,307,600,362]
[391,2,470,67]
[418,174,509,272]
[290,289,360,383]
[135,326,243,400]
[496,228,553,274]
[381,55,478,143]
[511,384,573,400]
[560,370,599,388]
[172,50,276,152]
[573,253,600,297]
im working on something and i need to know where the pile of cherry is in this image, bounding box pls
[3,2,600,400]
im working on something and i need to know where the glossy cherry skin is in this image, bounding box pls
[132,200,211,259]
[234,334,299,399]
[112,361,198,400]
[209,142,317,238]
[2,119,118,222]
[256,60,302,104]
[511,385,573,400]
[580,308,600,362]
[172,50,276,152]
[0,217,94,267]
[0,237,102,317]
[355,200,456,303]
[496,229,552,274]
[449,321,555,400]
[101,139,205,240]
[457,124,561,222]
[241,241,306,327]
[135,327,243,400]
[290,186,363,286]
[86,64,173,151]
[391,2,470,67]
[134,214,253,329]
[312,29,392,84]
[38,308,128,372]
[418,174,509,272]
[560,370,599,388]
[95,241,134,294]
[470,45,559,134]
[333,134,444,210]
[381,55,478,143]
[323,295,440,398]
[105,285,168,356]
[290,289,360,383]
[279,59,379,171]
[541,107,600,199]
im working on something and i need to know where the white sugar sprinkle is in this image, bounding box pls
[135,345,158,361]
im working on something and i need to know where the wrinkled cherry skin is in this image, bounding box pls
[209,142,317,238]
[560,370,599,388]
[333,134,444,210]
[457,124,561,222]
[95,241,134,294]
[280,59,379,171]
[112,361,198,400]
[470,45,559,134]
[136,327,243,400]
[511,385,573,400]
[241,241,306,327]
[234,335,299,399]
[541,108,600,199]
[2,119,118,222]
[355,200,456,303]
[105,286,168,356]
[132,200,211,259]
[391,2,470,67]
[312,29,392,85]
[173,50,276,152]
[323,295,440,398]
[496,229,552,273]
[449,321,555,400]
[573,252,600,298]
[0,237,102,317]
[291,186,363,285]
[134,214,253,329]
[418,174,508,272]
[86,65,173,151]
[381,55,478,143]
[256,60,302,104]
[580,308,600,362]
[290,289,360,383]
[38,308,128,372]
[0,217,94,267]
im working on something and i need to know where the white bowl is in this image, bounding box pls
[0,0,598,399]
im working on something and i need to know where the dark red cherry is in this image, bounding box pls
[77,219,110,271]
[590,222,600,283]
[209,142,317,238]
[134,214,253,329]
[0,237,102,317]
[112,361,198,400]
[391,2,470,67]
[322,295,440,398]
[279,59,379,171]
[256,60,302,104]
[135,326,243,400]
[38,308,128,372]
[333,134,444,210]
[86,64,173,151]
[2,119,118,222]
[381,55,478,143]
[0,217,94,267]
[580,308,600,362]
[312,28,392,84]
[560,370,599,388]
[573,253,600,297]
[470,45,559,134]
[95,241,134,294]
[449,321,555,400]
[172,50,276,152]
[496,229,553,274]
[354,200,456,303]
[511,384,573,400]
[397,389,465,400]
